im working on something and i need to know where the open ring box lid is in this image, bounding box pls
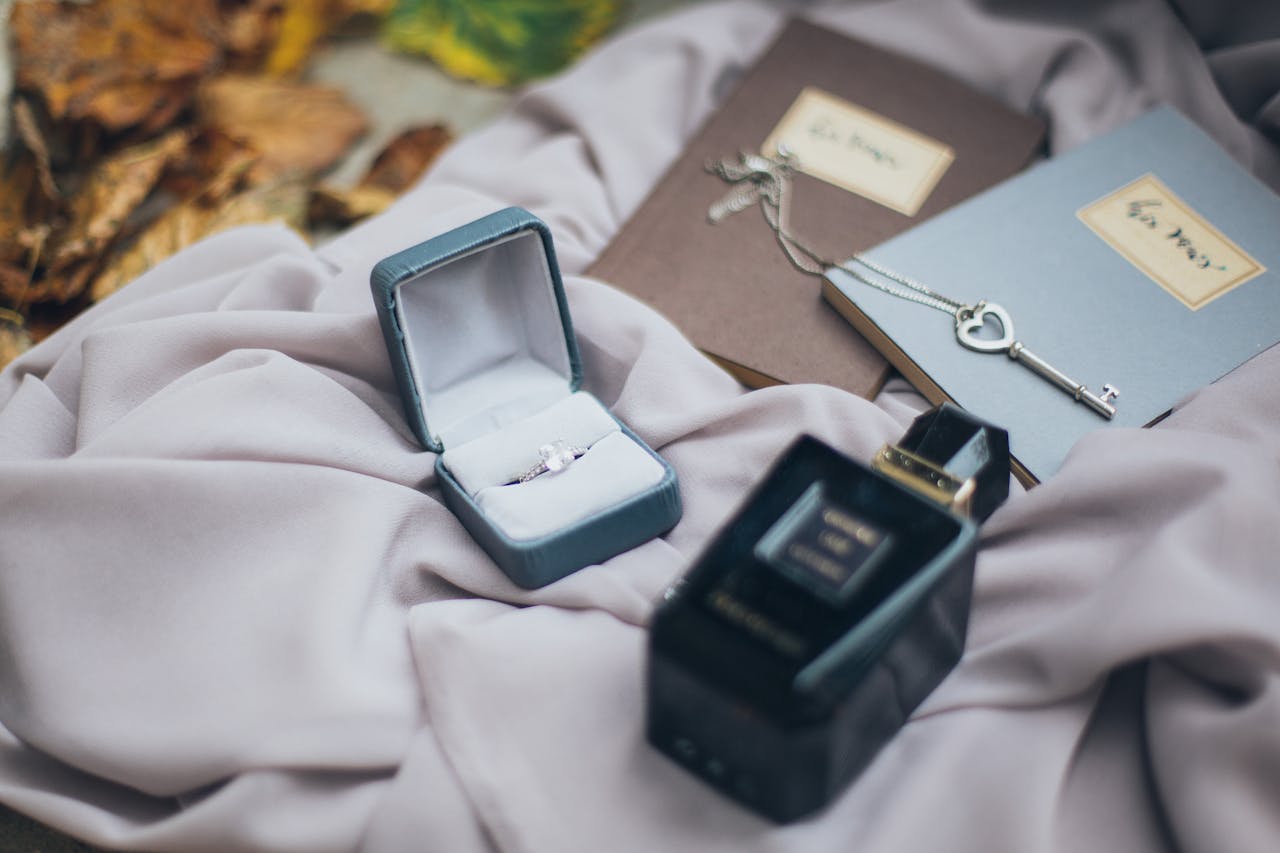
[371,207,682,588]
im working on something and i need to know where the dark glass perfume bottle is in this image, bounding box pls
[647,404,1008,823]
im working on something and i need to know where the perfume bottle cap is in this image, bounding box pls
[876,402,1010,522]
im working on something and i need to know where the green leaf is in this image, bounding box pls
[383,0,626,87]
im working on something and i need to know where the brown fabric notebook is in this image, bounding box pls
[588,17,1045,398]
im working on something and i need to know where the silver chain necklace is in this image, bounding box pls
[707,150,1119,420]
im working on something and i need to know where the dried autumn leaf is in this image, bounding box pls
[89,203,213,302]
[223,178,310,236]
[161,128,262,203]
[309,183,398,225]
[0,226,53,304]
[309,122,452,226]
[361,123,452,193]
[222,0,287,70]
[0,309,34,373]
[12,259,95,306]
[382,0,624,87]
[12,0,223,132]
[6,129,194,306]
[95,80,198,138]
[49,129,193,273]
[0,158,39,266]
[12,98,59,201]
[196,74,369,184]
[0,264,32,307]
[91,179,309,302]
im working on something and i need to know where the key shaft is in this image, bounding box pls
[1008,342,1117,419]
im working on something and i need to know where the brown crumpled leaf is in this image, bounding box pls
[0,159,40,266]
[90,179,310,302]
[1,170,54,309]
[12,98,59,201]
[222,0,288,70]
[17,260,95,306]
[360,123,452,193]
[161,128,262,203]
[48,129,193,272]
[4,129,193,305]
[11,0,223,133]
[0,309,34,372]
[196,74,369,184]
[0,181,55,303]
[308,184,399,225]
[309,123,452,225]
[0,265,32,307]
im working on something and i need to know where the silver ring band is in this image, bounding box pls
[506,440,588,485]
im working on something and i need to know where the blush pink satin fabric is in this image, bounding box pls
[2,1,1279,850]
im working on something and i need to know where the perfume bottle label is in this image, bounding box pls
[762,86,954,216]
[1077,172,1265,309]
[753,483,894,605]
[704,589,808,657]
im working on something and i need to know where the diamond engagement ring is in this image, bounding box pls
[507,440,588,485]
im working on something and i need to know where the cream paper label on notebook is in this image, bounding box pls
[1078,173,1264,310]
[762,86,954,216]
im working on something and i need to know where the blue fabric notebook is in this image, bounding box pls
[823,106,1280,484]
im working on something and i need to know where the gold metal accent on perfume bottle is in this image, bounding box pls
[872,444,976,517]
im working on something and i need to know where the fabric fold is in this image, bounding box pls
[2,1,1279,851]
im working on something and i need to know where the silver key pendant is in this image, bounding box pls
[954,301,1119,420]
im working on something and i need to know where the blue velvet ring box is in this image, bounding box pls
[371,207,682,588]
